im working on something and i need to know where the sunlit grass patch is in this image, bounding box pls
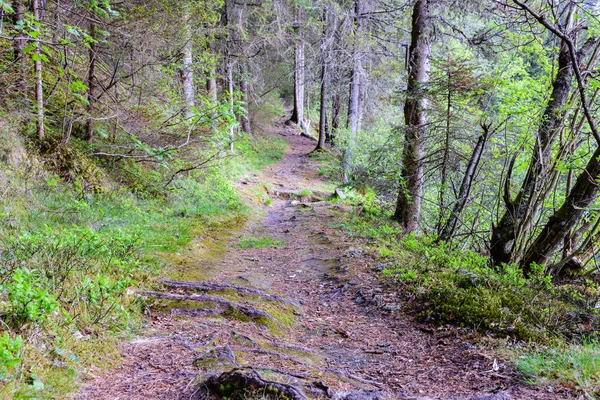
[236,235,285,249]
[516,342,600,396]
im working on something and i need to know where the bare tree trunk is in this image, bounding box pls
[207,43,218,104]
[84,22,97,142]
[329,92,340,145]
[438,124,490,242]
[342,0,364,183]
[289,31,305,126]
[182,4,195,120]
[315,8,332,151]
[33,0,44,141]
[239,63,251,135]
[394,0,431,234]
[227,60,234,152]
[316,61,327,150]
[13,0,27,100]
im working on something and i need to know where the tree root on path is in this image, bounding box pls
[156,279,297,306]
[195,367,309,400]
[139,291,273,321]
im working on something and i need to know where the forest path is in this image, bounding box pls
[77,119,561,400]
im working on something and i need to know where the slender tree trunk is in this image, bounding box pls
[227,60,234,152]
[182,4,195,120]
[33,0,44,141]
[329,92,340,145]
[438,62,452,230]
[342,0,364,183]
[239,63,251,135]
[438,125,490,242]
[394,0,431,233]
[207,43,218,104]
[315,9,331,151]
[13,0,27,100]
[316,61,327,150]
[84,22,97,142]
[290,32,305,126]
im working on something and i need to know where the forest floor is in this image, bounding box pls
[76,119,570,400]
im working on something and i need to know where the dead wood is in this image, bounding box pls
[156,279,296,306]
[139,291,272,320]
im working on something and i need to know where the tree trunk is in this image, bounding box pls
[289,32,305,126]
[438,125,490,242]
[33,0,44,141]
[239,63,251,135]
[342,0,364,183]
[521,145,600,273]
[207,42,218,104]
[84,22,97,142]
[12,0,27,100]
[394,0,431,233]
[182,4,195,120]
[316,61,327,150]
[227,60,234,152]
[329,92,340,145]
[490,32,587,266]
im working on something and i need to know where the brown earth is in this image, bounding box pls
[76,120,572,400]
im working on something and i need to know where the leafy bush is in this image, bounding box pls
[1,268,59,326]
[0,333,23,380]
[341,206,600,343]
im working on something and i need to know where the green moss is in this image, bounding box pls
[236,235,285,249]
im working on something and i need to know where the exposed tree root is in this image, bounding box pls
[196,367,309,400]
[267,188,334,202]
[156,279,296,306]
[139,291,273,320]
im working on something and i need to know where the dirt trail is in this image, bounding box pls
[77,121,567,400]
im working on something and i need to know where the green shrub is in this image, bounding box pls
[0,332,23,379]
[2,268,59,326]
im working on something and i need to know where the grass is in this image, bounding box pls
[297,188,313,197]
[236,235,285,249]
[0,129,288,397]
[516,342,600,396]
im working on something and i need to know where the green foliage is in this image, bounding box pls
[0,333,23,379]
[341,203,600,343]
[236,235,285,250]
[1,268,59,326]
[517,342,600,396]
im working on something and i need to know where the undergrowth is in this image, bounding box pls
[335,186,600,397]
[0,124,287,396]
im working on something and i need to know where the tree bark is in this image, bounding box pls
[329,92,340,145]
[342,0,364,183]
[489,31,594,266]
[84,22,97,142]
[12,0,27,100]
[289,29,305,126]
[33,0,44,141]
[521,145,600,273]
[394,0,431,233]
[239,62,251,135]
[182,3,195,120]
[438,125,490,242]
